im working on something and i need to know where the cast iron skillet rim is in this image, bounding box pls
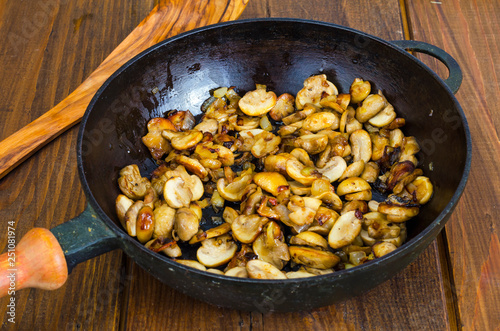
[77,18,472,284]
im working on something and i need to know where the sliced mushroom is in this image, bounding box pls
[308,207,339,235]
[253,172,289,197]
[285,159,322,185]
[136,206,155,244]
[317,156,347,183]
[175,155,208,179]
[389,128,404,148]
[377,202,419,222]
[246,259,287,279]
[251,131,281,158]
[328,210,363,249]
[225,266,249,278]
[231,214,269,244]
[174,259,207,271]
[163,177,192,208]
[228,114,261,131]
[372,242,397,258]
[407,176,433,204]
[349,78,371,104]
[293,133,329,154]
[287,196,322,227]
[296,74,338,110]
[145,236,182,258]
[350,129,372,163]
[302,111,339,132]
[289,181,312,196]
[238,87,277,116]
[216,169,254,202]
[344,189,372,201]
[289,246,340,269]
[339,160,365,182]
[118,164,151,200]
[197,234,238,268]
[264,153,294,176]
[162,129,203,150]
[368,103,396,127]
[355,94,386,123]
[282,105,317,125]
[341,200,368,215]
[361,162,380,183]
[252,221,290,269]
[337,177,371,196]
[269,93,295,121]
[290,231,328,249]
[124,201,144,237]
[194,118,219,135]
[189,223,232,244]
[286,270,317,279]
[173,207,200,241]
[142,117,175,159]
[116,194,134,228]
[153,204,176,238]
[310,178,343,210]
[290,148,315,167]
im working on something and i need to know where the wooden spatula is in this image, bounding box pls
[0,0,248,180]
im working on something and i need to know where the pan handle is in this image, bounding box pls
[390,40,463,94]
[0,204,119,298]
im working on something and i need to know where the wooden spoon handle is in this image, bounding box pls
[0,0,248,180]
[0,228,68,298]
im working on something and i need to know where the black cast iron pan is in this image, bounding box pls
[6,19,473,312]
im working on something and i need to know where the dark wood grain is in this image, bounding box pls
[0,1,158,329]
[405,1,500,330]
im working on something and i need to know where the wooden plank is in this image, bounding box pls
[405,0,500,330]
[0,0,156,329]
[123,1,453,330]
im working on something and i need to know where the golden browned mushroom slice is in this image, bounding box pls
[116,194,134,228]
[349,78,371,104]
[339,160,365,182]
[222,207,240,224]
[310,178,343,210]
[368,103,397,127]
[193,118,219,135]
[238,86,277,116]
[337,177,371,196]
[174,259,207,271]
[153,204,176,238]
[118,164,151,200]
[296,74,338,110]
[175,155,208,179]
[317,156,347,183]
[231,214,269,244]
[308,207,339,235]
[350,129,372,163]
[406,176,434,204]
[124,201,144,237]
[161,129,204,150]
[288,246,340,269]
[285,159,322,185]
[173,207,200,241]
[136,206,155,244]
[290,148,315,167]
[163,177,193,208]
[197,234,238,268]
[264,153,294,175]
[142,117,176,159]
[229,115,261,131]
[328,210,363,249]
[246,259,287,279]
[225,266,249,278]
[188,223,232,244]
[253,172,289,197]
[290,231,329,249]
[252,221,290,269]
[269,93,295,121]
[293,133,329,154]
[302,111,340,132]
[399,136,421,165]
[168,110,196,131]
[289,181,311,196]
[372,242,398,258]
[287,196,322,227]
[361,162,380,183]
[355,94,386,123]
[145,237,182,258]
[251,131,281,158]
[377,202,419,223]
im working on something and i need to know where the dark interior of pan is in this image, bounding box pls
[78,19,470,311]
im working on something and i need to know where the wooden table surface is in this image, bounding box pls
[0,0,498,330]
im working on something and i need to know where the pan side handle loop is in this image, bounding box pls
[390,40,463,94]
[51,204,120,273]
